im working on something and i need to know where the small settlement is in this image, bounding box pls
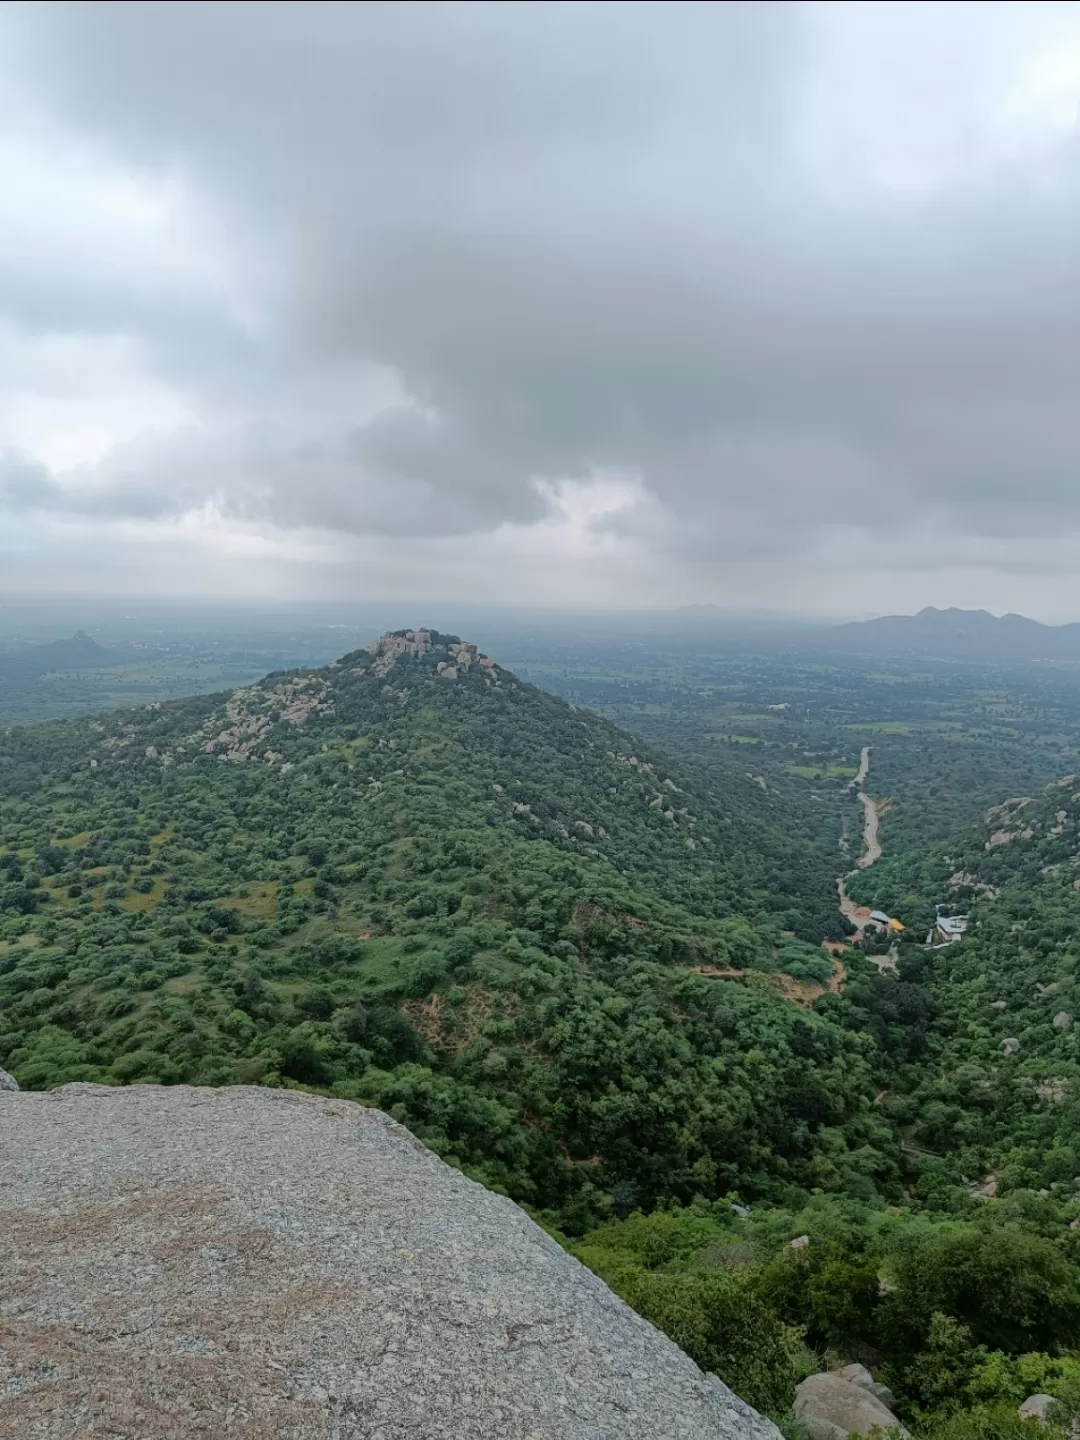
[861,908,970,948]
[869,910,905,933]
[840,892,971,953]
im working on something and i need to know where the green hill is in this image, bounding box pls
[0,628,889,1219]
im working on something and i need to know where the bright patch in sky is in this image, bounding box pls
[1006,44,1080,147]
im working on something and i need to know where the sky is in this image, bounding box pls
[5,2,1080,618]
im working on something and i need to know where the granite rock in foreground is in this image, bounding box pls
[0,1083,782,1440]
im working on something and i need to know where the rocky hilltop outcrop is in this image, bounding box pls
[366,629,499,681]
[0,1084,781,1440]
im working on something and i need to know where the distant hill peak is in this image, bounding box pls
[47,629,109,651]
[0,629,120,675]
[916,605,992,619]
[909,606,1041,627]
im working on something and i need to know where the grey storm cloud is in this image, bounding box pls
[5,0,1080,594]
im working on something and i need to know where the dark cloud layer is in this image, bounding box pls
[4,2,1080,608]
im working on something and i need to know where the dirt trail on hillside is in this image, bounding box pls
[837,875,873,929]
[685,959,846,1008]
[772,959,846,1005]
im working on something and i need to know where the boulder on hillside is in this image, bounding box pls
[0,1066,18,1091]
[794,1371,909,1440]
[1019,1394,1057,1423]
[0,1084,782,1440]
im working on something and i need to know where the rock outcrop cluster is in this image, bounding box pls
[367,628,435,676]
[367,629,499,682]
[0,1084,781,1440]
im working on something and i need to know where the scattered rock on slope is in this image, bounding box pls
[0,1066,18,1091]
[0,1084,782,1440]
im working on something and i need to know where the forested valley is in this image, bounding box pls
[6,625,1080,1438]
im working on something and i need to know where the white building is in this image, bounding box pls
[934,913,969,944]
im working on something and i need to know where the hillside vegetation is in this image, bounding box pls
[849,774,1080,1191]
[5,629,1080,1435]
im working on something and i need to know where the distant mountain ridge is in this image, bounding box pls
[832,607,1080,660]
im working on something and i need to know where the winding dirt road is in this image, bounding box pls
[844,743,885,870]
[837,875,872,928]
[856,791,884,869]
[848,745,871,791]
[836,745,886,941]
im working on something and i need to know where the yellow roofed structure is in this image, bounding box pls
[887,918,905,932]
